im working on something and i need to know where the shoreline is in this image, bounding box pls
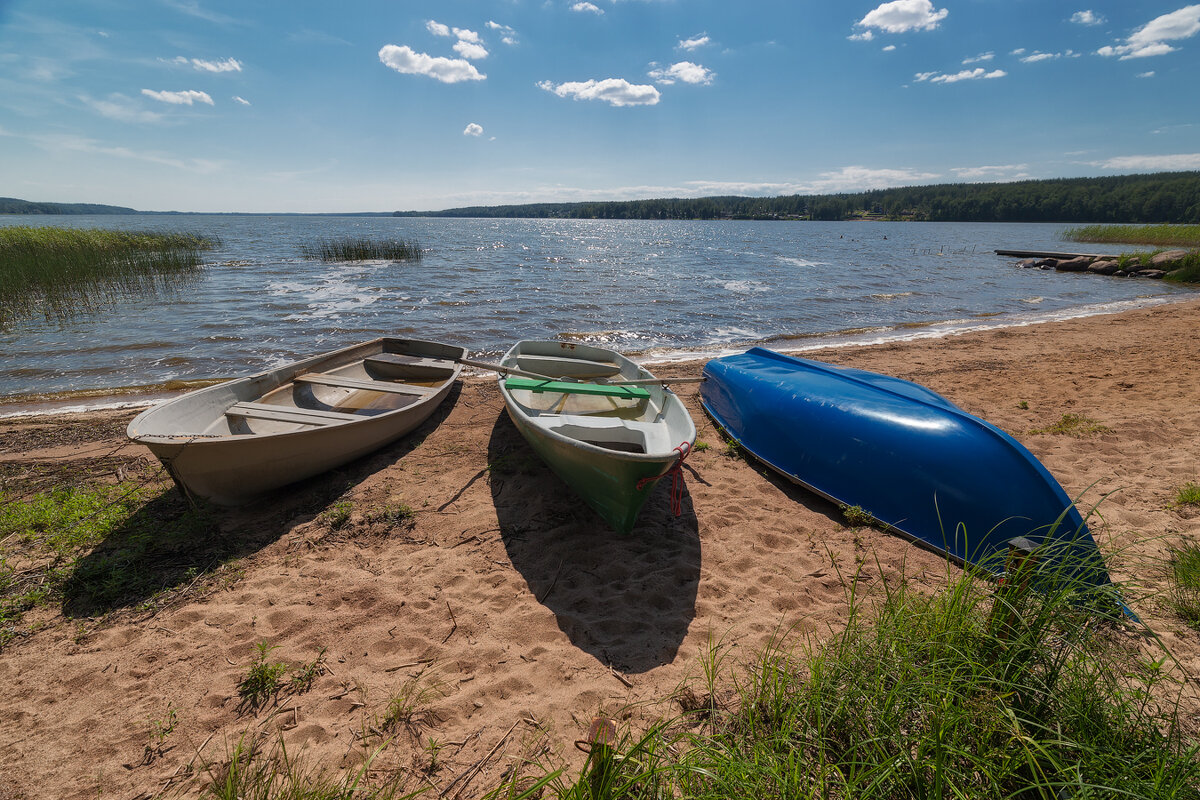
[1,293,1190,419]
[2,297,1200,798]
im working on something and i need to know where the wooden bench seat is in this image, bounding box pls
[227,402,360,426]
[365,353,457,371]
[294,373,438,395]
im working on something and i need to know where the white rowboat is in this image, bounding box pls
[127,337,465,505]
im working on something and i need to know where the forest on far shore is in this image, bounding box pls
[395,171,1200,224]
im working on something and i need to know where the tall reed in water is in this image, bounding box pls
[1063,224,1200,248]
[300,236,422,262]
[0,226,218,328]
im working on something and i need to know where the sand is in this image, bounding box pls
[2,298,1199,798]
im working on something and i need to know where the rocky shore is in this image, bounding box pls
[1015,248,1195,279]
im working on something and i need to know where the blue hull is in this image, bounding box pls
[701,348,1116,590]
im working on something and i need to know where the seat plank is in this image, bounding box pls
[227,402,359,426]
[294,373,438,395]
[366,353,457,371]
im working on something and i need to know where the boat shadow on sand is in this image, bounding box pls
[487,412,701,675]
[61,385,463,620]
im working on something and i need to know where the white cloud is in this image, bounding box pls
[915,68,1006,84]
[80,93,163,123]
[1138,70,1156,78]
[849,30,875,42]
[856,0,948,34]
[378,45,486,83]
[882,44,896,51]
[962,52,993,64]
[1098,4,1200,59]
[189,56,241,73]
[678,34,710,50]
[571,2,604,14]
[805,165,942,192]
[463,122,483,136]
[141,88,214,105]
[648,61,715,85]
[426,20,451,37]
[486,21,518,46]
[233,95,250,105]
[1091,153,1200,170]
[1020,50,1078,63]
[454,40,488,60]
[951,164,1031,180]
[1070,10,1105,26]
[537,78,661,107]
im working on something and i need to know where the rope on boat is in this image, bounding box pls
[637,441,692,516]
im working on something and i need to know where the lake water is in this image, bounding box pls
[1,215,1193,410]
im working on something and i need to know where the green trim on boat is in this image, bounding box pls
[504,377,651,400]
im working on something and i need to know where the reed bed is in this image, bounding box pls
[0,226,218,328]
[300,236,422,262]
[1063,224,1200,248]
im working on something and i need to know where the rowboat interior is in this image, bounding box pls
[502,354,674,455]
[211,352,458,437]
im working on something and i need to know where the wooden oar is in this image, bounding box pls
[457,356,560,382]
[457,356,705,386]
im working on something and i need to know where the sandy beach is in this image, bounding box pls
[2,297,1200,799]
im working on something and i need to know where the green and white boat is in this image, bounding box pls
[495,340,697,533]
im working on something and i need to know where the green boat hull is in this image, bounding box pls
[506,407,675,533]
[497,340,697,534]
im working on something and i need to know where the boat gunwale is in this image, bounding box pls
[497,341,694,465]
[128,336,465,445]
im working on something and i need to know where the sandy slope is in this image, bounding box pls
[1,298,1199,798]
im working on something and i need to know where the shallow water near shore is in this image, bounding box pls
[1,215,1193,411]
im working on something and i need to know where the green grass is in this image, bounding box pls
[0,479,219,648]
[1030,412,1112,438]
[236,641,290,711]
[491,568,1200,800]
[1168,541,1200,628]
[1062,224,1200,248]
[1176,482,1200,507]
[300,236,422,262]
[0,225,218,328]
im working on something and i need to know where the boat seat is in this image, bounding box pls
[365,353,457,371]
[513,354,620,378]
[294,373,438,395]
[505,377,650,400]
[227,402,360,426]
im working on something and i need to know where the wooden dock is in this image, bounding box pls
[995,249,1115,259]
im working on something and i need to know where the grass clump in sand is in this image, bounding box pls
[0,477,219,649]
[201,736,413,800]
[492,567,1199,799]
[1062,223,1200,248]
[0,225,218,328]
[1030,412,1111,437]
[1176,481,1200,507]
[1167,541,1200,627]
[300,236,422,262]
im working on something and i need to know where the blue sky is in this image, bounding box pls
[1,0,1198,213]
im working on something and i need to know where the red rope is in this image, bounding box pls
[636,441,691,516]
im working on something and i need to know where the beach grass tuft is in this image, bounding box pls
[300,236,422,262]
[1062,224,1200,248]
[1168,541,1200,627]
[490,567,1200,799]
[1031,412,1111,437]
[0,225,218,328]
[1176,481,1200,507]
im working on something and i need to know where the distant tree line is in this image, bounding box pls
[396,172,1200,223]
[0,198,138,215]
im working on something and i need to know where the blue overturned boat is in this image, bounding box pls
[701,347,1118,594]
